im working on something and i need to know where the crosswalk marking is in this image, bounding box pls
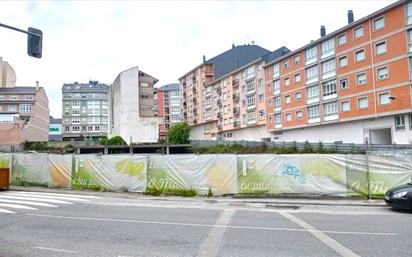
[0,199,58,207]
[0,208,16,214]
[0,191,99,215]
[8,192,90,202]
[0,203,37,210]
[0,195,74,204]
[15,191,100,199]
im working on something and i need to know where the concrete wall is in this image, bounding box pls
[190,123,273,141]
[23,88,49,142]
[271,115,412,144]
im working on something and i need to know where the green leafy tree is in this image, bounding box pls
[168,122,190,144]
[100,136,127,146]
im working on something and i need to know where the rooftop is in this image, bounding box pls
[156,83,179,92]
[0,86,38,94]
[62,81,110,91]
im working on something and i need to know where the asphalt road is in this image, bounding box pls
[0,190,411,257]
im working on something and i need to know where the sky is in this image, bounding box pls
[0,0,396,118]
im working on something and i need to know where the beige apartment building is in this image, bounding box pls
[179,44,290,141]
[0,83,50,146]
[0,57,16,87]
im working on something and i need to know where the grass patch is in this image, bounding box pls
[145,187,197,197]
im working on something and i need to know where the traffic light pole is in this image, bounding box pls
[0,22,40,37]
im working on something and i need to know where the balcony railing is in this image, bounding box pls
[232,93,240,101]
[233,121,241,128]
[233,107,240,114]
[232,79,239,88]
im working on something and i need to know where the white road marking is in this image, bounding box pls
[197,209,235,257]
[279,212,361,257]
[27,213,396,236]
[0,208,15,214]
[0,195,74,204]
[0,203,37,210]
[0,199,58,207]
[7,192,89,202]
[33,246,77,254]
[13,191,100,199]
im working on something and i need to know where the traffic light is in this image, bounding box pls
[27,27,42,58]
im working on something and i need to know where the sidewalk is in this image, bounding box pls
[8,186,386,207]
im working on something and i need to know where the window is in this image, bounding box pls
[0,96,3,100]
[72,109,80,115]
[296,111,303,120]
[8,105,17,111]
[65,126,70,132]
[337,34,346,46]
[324,102,338,117]
[341,101,350,112]
[295,91,302,101]
[321,38,335,58]
[358,97,368,109]
[224,119,228,125]
[140,82,149,88]
[223,92,228,100]
[357,73,367,85]
[223,105,227,113]
[258,79,263,93]
[246,65,254,79]
[25,96,33,100]
[294,73,301,83]
[307,85,319,100]
[321,59,336,78]
[340,78,349,90]
[94,126,100,131]
[307,105,320,120]
[274,97,281,108]
[354,26,364,39]
[259,94,264,102]
[305,46,317,64]
[268,100,272,107]
[19,104,32,113]
[246,96,255,107]
[88,126,93,131]
[395,115,405,131]
[269,116,273,124]
[275,114,281,124]
[285,95,291,104]
[273,79,280,92]
[378,92,390,105]
[409,114,412,130]
[284,77,290,86]
[408,2,412,25]
[259,110,265,120]
[246,80,254,93]
[408,30,412,52]
[246,111,256,122]
[375,41,387,55]
[273,64,280,78]
[294,55,300,64]
[377,67,388,80]
[339,56,348,67]
[373,16,385,31]
[72,100,81,106]
[72,126,80,132]
[305,65,318,84]
[10,96,18,101]
[322,80,337,98]
[72,117,80,124]
[355,49,365,62]
[284,60,289,68]
[140,94,149,99]
[286,113,292,122]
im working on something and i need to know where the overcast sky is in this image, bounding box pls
[0,0,395,118]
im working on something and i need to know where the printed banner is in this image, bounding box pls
[237,154,348,196]
[72,155,147,192]
[147,154,237,195]
[0,153,12,169]
[11,153,72,188]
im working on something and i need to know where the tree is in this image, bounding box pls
[168,122,190,144]
[100,136,127,146]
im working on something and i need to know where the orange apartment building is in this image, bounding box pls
[264,0,412,144]
[179,45,290,141]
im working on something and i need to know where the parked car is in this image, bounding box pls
[384,180,412,211]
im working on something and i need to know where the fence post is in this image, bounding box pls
[365,151,372,200]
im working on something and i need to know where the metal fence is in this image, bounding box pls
[190,140,412,154]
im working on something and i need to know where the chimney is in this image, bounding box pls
[203,55,206,63]
[235,58,239,68]
[348,10,354,24]
[36,81,39,91]
[320,25,326,37]
[232,43,235,49]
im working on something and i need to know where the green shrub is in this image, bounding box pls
[168,122,190,144]
[100,136,127,146]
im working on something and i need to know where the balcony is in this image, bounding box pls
[247,119,256,126]
[217,125,223,131]
[233,107,240,114]
[216,99,222,106]
[217,112,222,119]
[216,86,221,93]
[193,119,198,124]
[232,79,239,88]
[233,121,241,128]
[192,87,197,94]
[246,86,256,96]
[246,104,256,111]
[192,97,197,104]
[232,93,240,101]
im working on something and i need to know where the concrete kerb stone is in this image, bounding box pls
[8,186,386,207]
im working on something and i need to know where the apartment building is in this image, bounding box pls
[110,66,162,144]
[0,83,50,145]
[154,83,180,136]
[61,81,110,141]
[49,117,62,141]
[264,0,412,144]
[179,44,290,141]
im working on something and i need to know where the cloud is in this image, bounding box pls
[0,0,395,117]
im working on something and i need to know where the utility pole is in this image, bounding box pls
[0,22,43,58]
